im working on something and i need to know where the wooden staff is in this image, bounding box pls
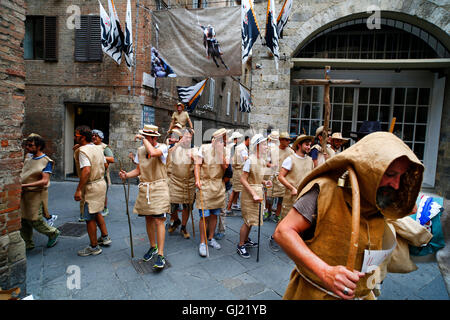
[119,159,134,258]
[345,165,360,271]
[199,188,209,257]
[188,180,195,239]
[322,66,332,156]
[389,117,397,133]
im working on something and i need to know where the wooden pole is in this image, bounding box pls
[389,117,397,133]
[346,165,360,271]
[322,66,331,154]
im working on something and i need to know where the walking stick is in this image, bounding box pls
[345,165,360,271]
[199,188,209,257]
[119,160,134,258]
[188,182,195,239]
[257,200,262,262]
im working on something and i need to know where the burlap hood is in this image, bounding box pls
[298,132,424,219]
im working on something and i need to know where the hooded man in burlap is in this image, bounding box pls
[274,132,424,300]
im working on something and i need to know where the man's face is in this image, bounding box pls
[279,138,291,148]
[180,132,192,148]
[300,141,312,154]
[376,157,410,208]
[74,131,82,144]
[213,134,226,150]
[177,105,183,112]
[25,140,38,155]
[258,141,268,156]
[331,139,343,149]
[92,134,102,145]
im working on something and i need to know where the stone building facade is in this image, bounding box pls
[249,0,450,197]
[24,0,249,183]
[0,0,27,296]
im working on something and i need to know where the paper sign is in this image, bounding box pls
[361,223,397,273]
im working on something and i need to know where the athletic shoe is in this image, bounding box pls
[46,230,60,248]
[143,246,158,262]
[237,245,250,258]
[45,215,58,227]
[270,214,280,223]
[78,217,85,222]
[101,208,109,217]
[78,245,102,256]
[244,238,258,248]
[153,254,166,269]
[231,204,240,210]
[97,235,112,246]
[263,210,270,221]
[199,243,207,257]
[214,232,225,240]
[225,209,234,216]
[269,235,280,252]
[208,238,221,250]
[168,219,181,233]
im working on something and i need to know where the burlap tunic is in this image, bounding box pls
[169,146,197,204]
[268,146,294,198]
[241,155,266,227]
[231,143,248,192]
[283,132,424,300]
[171,111,190,128]
[196,144,225,210]
[74,145,107,214]
[20,155,54,221]
[280,154,314,220]
[133,145,171,215]
[310,144,335,167]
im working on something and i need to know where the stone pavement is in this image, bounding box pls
[25,182,449,300]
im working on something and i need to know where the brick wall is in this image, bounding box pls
[0,0,27,296]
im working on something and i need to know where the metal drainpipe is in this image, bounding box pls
[133,0,140,97]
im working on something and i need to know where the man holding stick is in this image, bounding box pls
[195,128,229,257]
[119,125,170,270]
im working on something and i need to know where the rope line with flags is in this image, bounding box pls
[177,79,209,113]
[241,0,261,64]
[276,0,293,39]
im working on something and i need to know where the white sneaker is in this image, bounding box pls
[208,238,221,250]
[231,204,239,210]
[46,215,58,227]
[199,243,207,257]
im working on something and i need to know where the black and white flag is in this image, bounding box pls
[106,0,124,64]
[177,79,209,113]
[123,0,134,71]
[239,84,252,113]
[241,0,261,64]
[265,0,279,69]
[276,0,293,39]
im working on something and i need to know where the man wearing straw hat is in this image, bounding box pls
[169,102,193,131]
[274,132,424,299]
[268,134,315,251]
[119,125,170,270]
[265,131,294,223]
[194,128,229,257]
[73,126,111,257]
[329,132,349,154]
[310,126,333,168]
[237,134,272,259]
[167,128,196,239]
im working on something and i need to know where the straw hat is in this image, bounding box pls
[170,129,183,138]
[212,128,227,139]
[279,132,291,140]
[315,126,332,138]
[139,124,161,137]
[292,134,314,150]
[268,131,279,140]
[331,132,349,143]
[176,102,185,110]
[229,131,243,142]
[250,133,268,147]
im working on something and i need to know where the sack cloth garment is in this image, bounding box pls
[268,145,294,198]
[241,154,266,227]
[283,132,424,300]
[74,145,107,214]
[168,146,197,204]
[231,142,248,193]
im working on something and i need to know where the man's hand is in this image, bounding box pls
[264,180,273,188]
[291,187,298,197]
[119,170,128,180]
[195,180,202,190]
[322,265,365,300]
[252,194,263,203]
[72,144,80,151]
[74,190,82,202]
[134,134,144,141]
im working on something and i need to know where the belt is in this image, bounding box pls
[138,179,166,205]
[86,178,103,185]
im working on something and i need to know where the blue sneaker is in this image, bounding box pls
[244,237,258,248]
[143,246,158,262]
[214,232,225,240]
[153,254,166,269]
[237,245,250,258]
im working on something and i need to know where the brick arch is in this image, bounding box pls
[284,0,450,58]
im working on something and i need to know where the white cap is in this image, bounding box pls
[250,134,267,147]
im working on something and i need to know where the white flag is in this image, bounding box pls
[239,84,252,113]
[99,1,113,60]
[123,0,133,71]
[276,0,293,39]
[106,0,124,64]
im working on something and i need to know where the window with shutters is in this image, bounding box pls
[75,15,102,62]
[24,16,57,61]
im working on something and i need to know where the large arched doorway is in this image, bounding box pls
[289,17,450,187]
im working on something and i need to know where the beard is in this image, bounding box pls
[376,186,397,209]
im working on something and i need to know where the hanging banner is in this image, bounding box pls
[152,7,241,77]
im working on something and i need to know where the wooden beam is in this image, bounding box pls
[291,79,361,86]
[292,58,450,69]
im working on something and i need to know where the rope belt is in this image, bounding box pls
[138,179,166,205]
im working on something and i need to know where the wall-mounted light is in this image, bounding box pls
[77,107,83,115]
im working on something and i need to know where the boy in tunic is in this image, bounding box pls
[237,134,272,259]
[195,128,229,257]
[169,102,193,131]
[167,128,196,239]
[20,134,60,250]
[73,126,111,257]
[269,135,314,251]
[119,125,170,270]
